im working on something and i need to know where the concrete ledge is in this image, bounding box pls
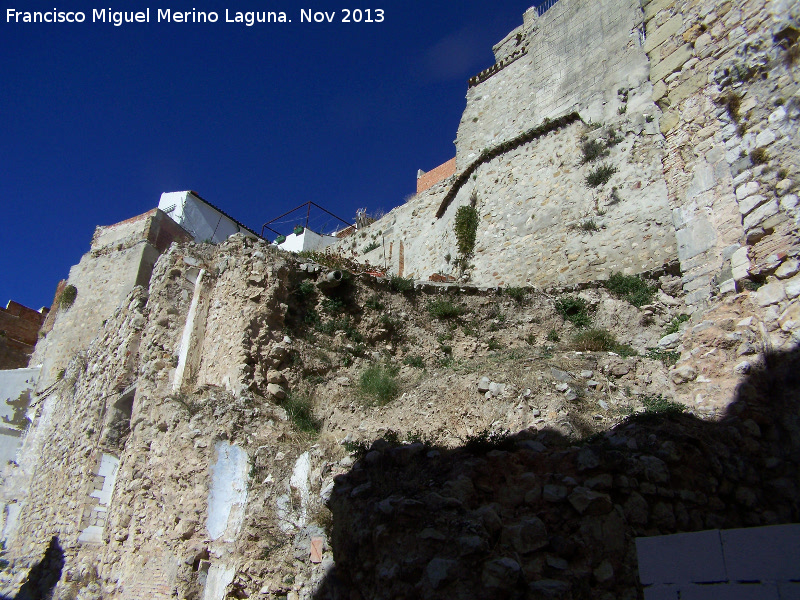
[637,530,726,585]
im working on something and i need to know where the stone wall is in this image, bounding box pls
[337,0,799,307]
[340,117,676,288]
[455,0,651,170]
[320,347,800,599]
[29,209,192,389]
[0,237,331,600]
[644,0,799,302]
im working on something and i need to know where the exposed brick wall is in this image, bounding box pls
[0,301,48,368]
[416,158,456,193]
[0,302,47,347]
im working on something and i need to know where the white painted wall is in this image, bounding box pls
[158,191,256,244]
[276,229,338,253]
[203,564,235,600]
[78,453,119,544]
[0,368,39,465]
[206,442,248,542]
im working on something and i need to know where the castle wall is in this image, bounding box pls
[0,237,312,600]
[343,117,676,288]
[643,0,800,303]
[29,209,192,389]
[455,0,651,170]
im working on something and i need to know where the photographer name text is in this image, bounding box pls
[6,8,385,26]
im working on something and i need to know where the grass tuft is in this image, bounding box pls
[283,394,321,435]
[427,299,466,320]
[359,364,400,406]
[504,286,527,303]
[555,296,592,328]
[586,163,617,187]
[389,275,415,293]
[604,272,656,307]
[571,328,637,356]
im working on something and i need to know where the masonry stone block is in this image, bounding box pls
[743,200,778,230]
[676,219,717,261]
[644,14,684,53]
[784,273,800,298]
[721,524,800,582]
[668,71,707,106]
[736,181,760,201]
[738,194,768,216]
[661,110,681,133]
[756,280,786,306]
[653,79,668,101]
[685,163,716,201]
[644,0,677,21]
[731,247,751,281]
[637,530,726,585]
[755,129,776,147]
[651,44,693,83]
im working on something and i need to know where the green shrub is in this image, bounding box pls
[572,328,636,355]
[586,163,617,187]
[427,299,466,320]
[645,348,680,365]
[626,394,686,424]
[389,275,414,293]
[462,429,515,454]
[359,364,400,405]
[283,394,320,435]
[604,272,656,307]
[504,286,527,303]
[365,294,385,311]
[321,297,345,313]
[462,323,479,337]
[606,127,624,146]
[454,205,480,257]
[664,314,690,335]
[403,355,425,368]
[555,296,591,328]
[60,284,77,309]
[295,280,315,299]
[342,439,370,458]
[547,329,560,342]
[581,139,609,164]
[750,147,769,165]
[487,339,501,350]
[718,91,742,121]
[363,241,380,253]
[580,219,599,232]
[315,316,362,342]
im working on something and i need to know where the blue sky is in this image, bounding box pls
[2,1,534,309]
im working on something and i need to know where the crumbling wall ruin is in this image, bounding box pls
[0,0,799,598]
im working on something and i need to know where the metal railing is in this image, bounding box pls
[535,0,562,16]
